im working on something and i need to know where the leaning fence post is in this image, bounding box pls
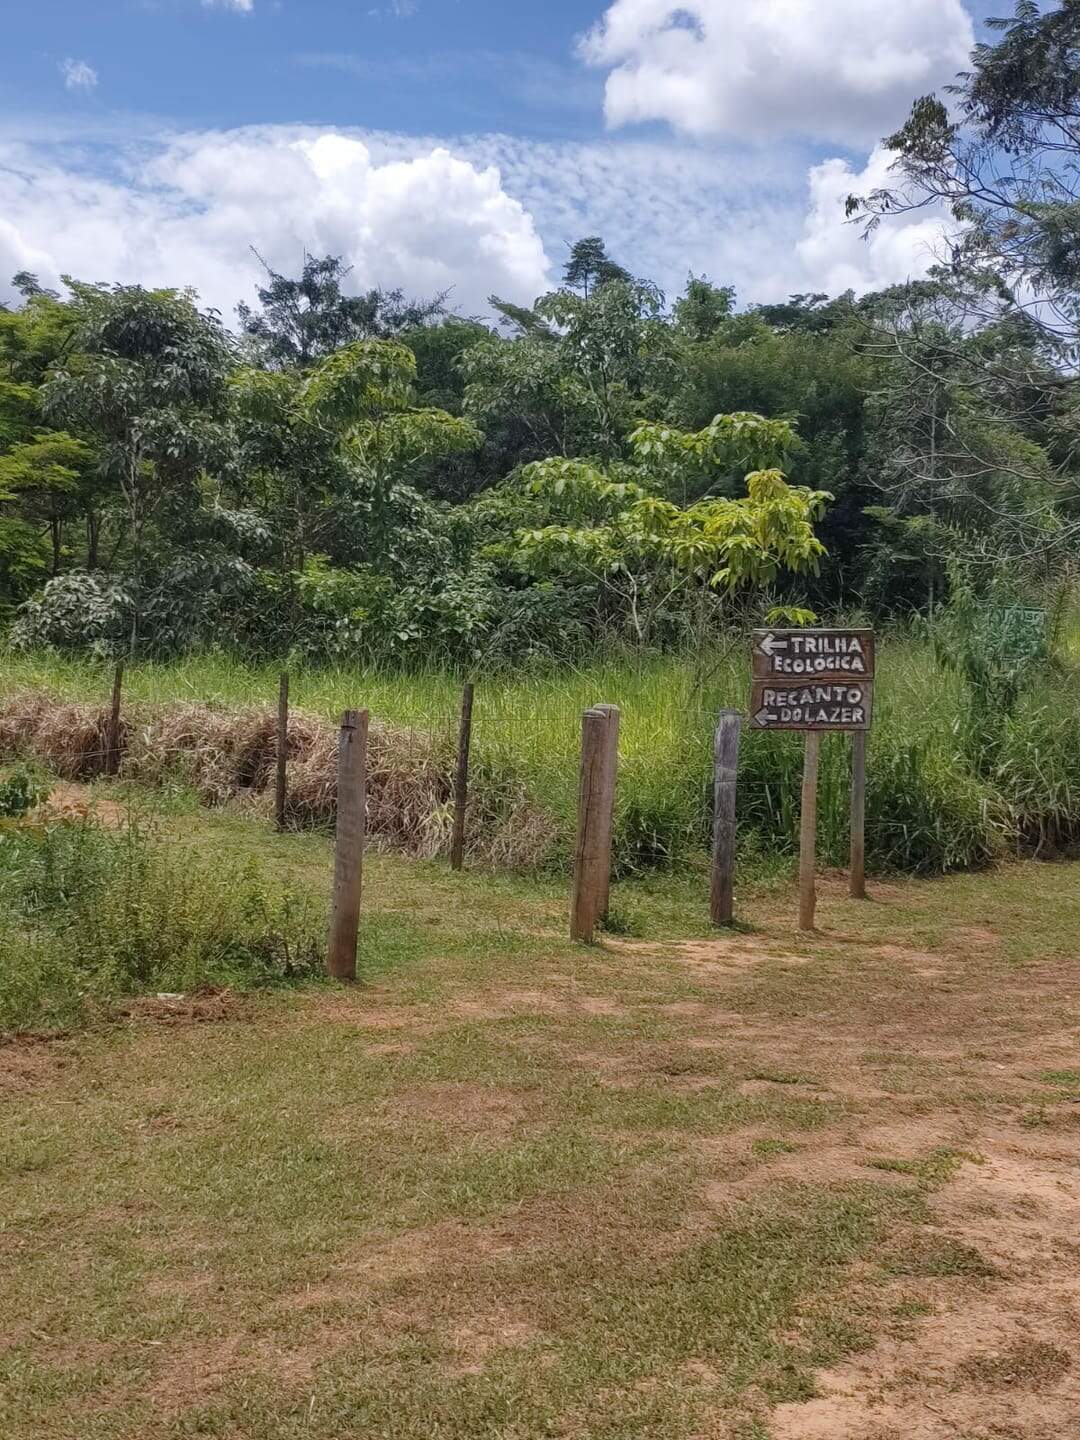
[105,662,124,776]
[570,706,617,943]
[327,709,369,981]
[710,709,742,927]
[275,671,289,833]
[450,682,474,871]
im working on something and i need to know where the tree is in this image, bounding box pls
[230,339,479,580]
[672,275,736,341]
[847,0,1080,357]
[562,237,632,298]
[465,277,674,464]
[486,413,826,646]
[41,283,236,648]
[237,252,447,370]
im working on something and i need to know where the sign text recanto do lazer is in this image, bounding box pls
[750,629,876,732]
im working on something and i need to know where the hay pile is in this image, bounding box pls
[0,690,556,867]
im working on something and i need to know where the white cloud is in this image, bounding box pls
[581,0,974,144]
[0,128,551,320]
[203,0,254,12]
[793,146,954,296]
[60,59,98,93]
[0,122,953,324]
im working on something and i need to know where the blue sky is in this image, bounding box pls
[0,1,999,319]
[5,1,613,139]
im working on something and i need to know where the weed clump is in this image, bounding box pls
[0,814,326,1033]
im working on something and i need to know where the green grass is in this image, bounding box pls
[2,631,1080,878]
[2,794,1079,1438]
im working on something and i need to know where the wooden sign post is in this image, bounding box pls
[750,628,875,930]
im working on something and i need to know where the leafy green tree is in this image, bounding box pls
[231,339,479,587]
[465,277,673,464]
[485,413,826,645]
[848,0,1080,357]
[562,237,632,298]
[237,252,446,370]
[41,283,235,647]
[672,275,736,341]
[0,432,95,574]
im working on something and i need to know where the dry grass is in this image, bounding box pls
[0,690,553,866]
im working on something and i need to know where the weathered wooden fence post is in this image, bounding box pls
[450,682,474,871]
[849,729,867,899]
[593,703,621,924]
[105,662,124,776]
[710,709,742,927]
[275,671,289,833]
[570,706,617,943]
[798,731,822,932]
[328,709,369,981]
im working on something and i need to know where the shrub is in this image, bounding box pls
[0,766,48,819]
[0,816,326,1033]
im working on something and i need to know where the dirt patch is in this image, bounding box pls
[147,1331,326,1413]
[117,988,249,1026]
[392,1082,533,1135]
[42,782,129,828]
[0,1035,72,1093]
[770,1128,1080,1440]
[451,1313,543,1374]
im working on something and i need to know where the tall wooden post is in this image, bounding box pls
[710,709,742,927]
[570,707,616,943]
[275,672,289,833]
[450,682,474,872]
[799,732,822,932]
[593,704,621,924]
[105,662,124,776]
[849,729,867,900]
[327,710,369,981]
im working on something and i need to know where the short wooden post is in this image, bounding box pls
[450,682,474,871]
[570,707,615,943]
[710,709,742,927]
[105,662,123,776]
[327,709,369,982]
[275,671,289,833]
[593,704,621,924]
[849,729,867,899]
[799,732,822,932]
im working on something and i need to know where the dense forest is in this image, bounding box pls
[1,1,1078,667]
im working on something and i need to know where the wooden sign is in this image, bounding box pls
[749,627,877,930]
[752,628,875,682]
[751,680,873,731]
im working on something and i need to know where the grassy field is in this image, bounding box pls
[4,634,1080,879]
[2,790,1079,1439]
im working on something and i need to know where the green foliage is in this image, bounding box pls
[561,235,632,297]
[236,251,446,370]
[0,767,48,819]
[0,228,1076,693]
[0,816,326,1032]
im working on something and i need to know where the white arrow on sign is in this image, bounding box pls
[754,708,776,726]
[755,633,789,658]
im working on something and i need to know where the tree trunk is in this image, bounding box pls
[86,511,100,570]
